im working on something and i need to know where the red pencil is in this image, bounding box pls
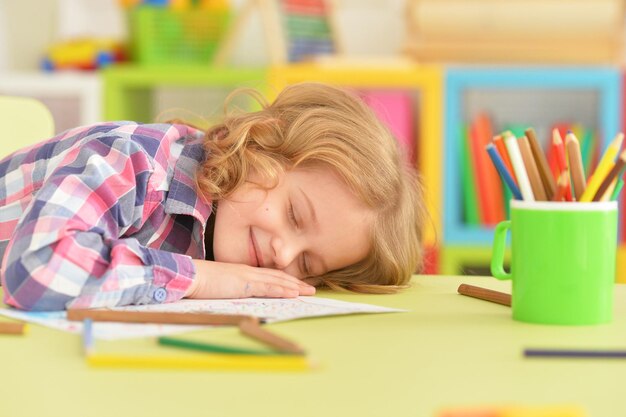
[553,171,570,201]
[552,129,572,201]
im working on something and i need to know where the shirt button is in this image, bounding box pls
[153,287,167,303]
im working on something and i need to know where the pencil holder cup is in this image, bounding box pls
[491,200,618,325]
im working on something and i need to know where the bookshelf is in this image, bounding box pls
[103,65,267,125]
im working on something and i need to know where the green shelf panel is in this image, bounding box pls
[440,245,510,277]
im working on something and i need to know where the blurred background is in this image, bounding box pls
[1,0,625,278]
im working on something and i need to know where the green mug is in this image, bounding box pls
[491,200,618,325]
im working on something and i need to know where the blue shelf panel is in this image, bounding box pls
[443,67,622,245]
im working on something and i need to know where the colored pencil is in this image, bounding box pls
[239,319,305,355]
[611,178,624,201]
[565,131,586,200]
[86,353,313,371]
[158,336,281,355]
[592,149,626,201]
[0,321,27,335]
[525,127,555,200]
[83,319,94,356]
[552,129,572,201]
[552,172,570,202]
[517,135,547,200]
[485,143,523,200]
[525,349,626,359]
[503,131,534,201]
[493,134,517,183]
[67,309,258,326]
[580,133,624,202]
[457,284,511,307]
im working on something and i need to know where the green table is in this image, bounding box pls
[1,275,625,417]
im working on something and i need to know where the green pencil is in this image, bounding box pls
[158,336,284,356]
[611,178,624,201]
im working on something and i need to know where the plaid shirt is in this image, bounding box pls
[0,122,213,311]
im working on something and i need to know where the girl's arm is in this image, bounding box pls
[1,136,193,311]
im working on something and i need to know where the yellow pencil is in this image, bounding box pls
[580,133,624,202]
[87,353,313,372]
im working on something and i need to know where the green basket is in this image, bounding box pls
[129,6,230,65]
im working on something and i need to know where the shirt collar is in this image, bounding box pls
[163,130,214,225]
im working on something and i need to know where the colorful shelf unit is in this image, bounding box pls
[268,62,444,250]
[444,67,622,246]
[617,246,626,284]
[439,246,510,277]
[103,65,267,124]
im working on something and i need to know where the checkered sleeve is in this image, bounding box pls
[2,134,195,311]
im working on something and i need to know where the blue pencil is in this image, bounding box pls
[485,143,523,200]
[82,319,94,356]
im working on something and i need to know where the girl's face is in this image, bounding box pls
[212,166,373,282]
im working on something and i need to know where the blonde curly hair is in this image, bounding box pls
[195,82,427,293]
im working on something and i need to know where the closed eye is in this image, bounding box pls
[288,203,298,228]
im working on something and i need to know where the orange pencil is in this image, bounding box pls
[525,128,555,200]
[552,129,572,201]
[493,134,517,183]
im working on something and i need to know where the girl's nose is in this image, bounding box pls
[270,235,301,270]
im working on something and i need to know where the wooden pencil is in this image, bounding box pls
[580,132,624,202]
[239,318,306,355]
[592,149,626,201]
[67,309,258,326]
[565,132,586,200]
[553,171,570,201]
[517,136,547,200]
[457,284,511,307]
[552,129,572,201]
[504,131,535,201]
[525,128,555,200]
[493,134,517,183]
[0,321,26,335]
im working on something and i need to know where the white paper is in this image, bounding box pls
[0,296,404,340]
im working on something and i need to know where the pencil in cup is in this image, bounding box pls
[565,131,587,201]
[517,135,547,200]
[580,132,624,202]
[525,128,556,200]
[552,172,570,202]
[485,143,523,200]
[611,178,624,201]
[503,131,535,201]
[592,149,626,202]
[551,129,572,201]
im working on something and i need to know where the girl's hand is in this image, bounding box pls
[185,259,316,299]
